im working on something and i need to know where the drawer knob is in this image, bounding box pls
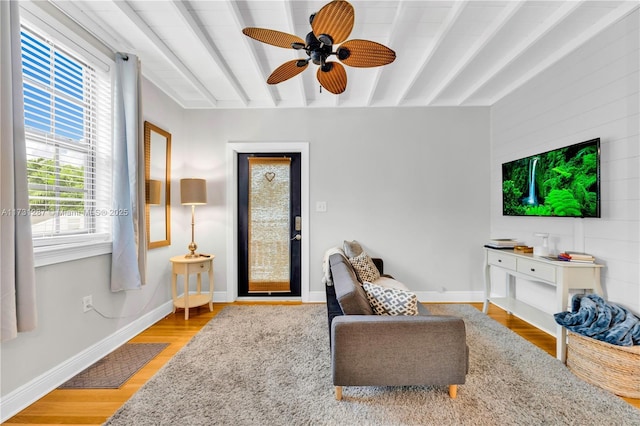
[498,259,502,263]
[200,264,204,268]
[531,268,535,272]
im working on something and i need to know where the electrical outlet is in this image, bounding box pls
[83,295,93,313]
[316,201,327,212]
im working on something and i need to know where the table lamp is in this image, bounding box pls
[180,178,207,258]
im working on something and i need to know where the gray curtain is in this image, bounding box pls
[1,0,38,342]
[111,53,147,292]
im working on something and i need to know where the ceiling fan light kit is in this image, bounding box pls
[242,0,396,95]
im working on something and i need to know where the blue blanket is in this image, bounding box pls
[554,294,640,346]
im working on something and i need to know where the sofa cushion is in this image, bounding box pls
[362,282,419,316]
[343,240,364,258]
[330,254,374,315]
[348,251,381,283]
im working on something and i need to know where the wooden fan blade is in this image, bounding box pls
[267,60,309,84]
[311,1,354,45]
[242,27,305,49]
[317,62,347,94]
[338,39,396,68]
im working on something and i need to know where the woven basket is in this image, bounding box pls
[567,331,640,398]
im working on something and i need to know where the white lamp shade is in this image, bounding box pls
[180,178,207,205]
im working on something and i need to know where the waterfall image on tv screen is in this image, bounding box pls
[502,138,600,218]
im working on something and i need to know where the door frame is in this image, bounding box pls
[226,142,309,302]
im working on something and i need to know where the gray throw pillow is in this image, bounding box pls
[343,240,363,258]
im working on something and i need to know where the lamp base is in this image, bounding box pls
[185,241,198,258]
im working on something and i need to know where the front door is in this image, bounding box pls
[237,153,301,297]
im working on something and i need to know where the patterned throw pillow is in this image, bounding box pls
[348,251,380,282]
[362,282,419,316]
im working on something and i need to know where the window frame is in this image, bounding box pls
[19,10,115,267]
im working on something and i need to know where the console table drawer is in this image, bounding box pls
[487,251,516,270]
[517,259,556,282]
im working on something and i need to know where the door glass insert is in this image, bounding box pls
[247,157,291,293]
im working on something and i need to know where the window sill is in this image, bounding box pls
[34,241,112,268]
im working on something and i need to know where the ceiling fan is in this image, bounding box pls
[242,0,396,94]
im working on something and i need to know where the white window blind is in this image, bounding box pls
[21,26,112,246]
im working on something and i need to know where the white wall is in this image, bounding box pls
[490,11,640,314]
[182,107,491,300]
[2,100,490,416]
[3,3,491,413]
[0,78,185,411]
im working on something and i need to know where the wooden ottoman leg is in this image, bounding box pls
[335,386,343,400]
[449,385,457,398]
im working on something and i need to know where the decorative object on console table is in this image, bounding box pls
[485,238,520,249]
[558,252,595,263]
[180,178,207,258]
[533,232,550,257]
[170,254,215,320]
[513,245,533,254]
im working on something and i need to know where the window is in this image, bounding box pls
[20,26,112,248]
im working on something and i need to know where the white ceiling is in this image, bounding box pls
[49,0,639,109]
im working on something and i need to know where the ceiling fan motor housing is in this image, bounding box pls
[305,32,332,65]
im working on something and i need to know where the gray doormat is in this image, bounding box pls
[59,343,169,389]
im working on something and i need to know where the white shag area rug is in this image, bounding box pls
[105,304,640,425]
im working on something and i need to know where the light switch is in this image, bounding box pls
[316,201,327,212]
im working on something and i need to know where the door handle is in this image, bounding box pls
[291,234,301,241]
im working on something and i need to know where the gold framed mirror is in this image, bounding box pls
[144,121,171,249]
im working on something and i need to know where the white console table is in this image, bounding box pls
[483,247,603,362]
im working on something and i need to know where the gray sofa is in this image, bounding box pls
[326,253,468,400]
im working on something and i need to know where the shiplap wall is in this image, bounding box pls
[490,10,640,314]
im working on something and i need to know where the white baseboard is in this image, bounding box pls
[0,301,173,423]
[416,291,485,303]
[213,291,227,302]
[308,290,326,303]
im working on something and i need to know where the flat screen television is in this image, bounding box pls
[502,138,600,217]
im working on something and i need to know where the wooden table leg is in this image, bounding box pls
[208,266,214,312]
[171,273,177,314]
[184,273,189,320]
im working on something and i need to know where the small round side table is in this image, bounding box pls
[169,254,215,320]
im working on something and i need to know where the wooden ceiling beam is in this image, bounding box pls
[226,0,277,107]
[113,0,218,107]
[395,1,468,106]
[490,1,640,104]
[366,0,405,106]
[170,0,249,106]
[423,1,525,106]
[283,0,308,107]
[457,0,583,105]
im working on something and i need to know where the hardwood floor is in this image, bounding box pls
[4,302,638,424]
